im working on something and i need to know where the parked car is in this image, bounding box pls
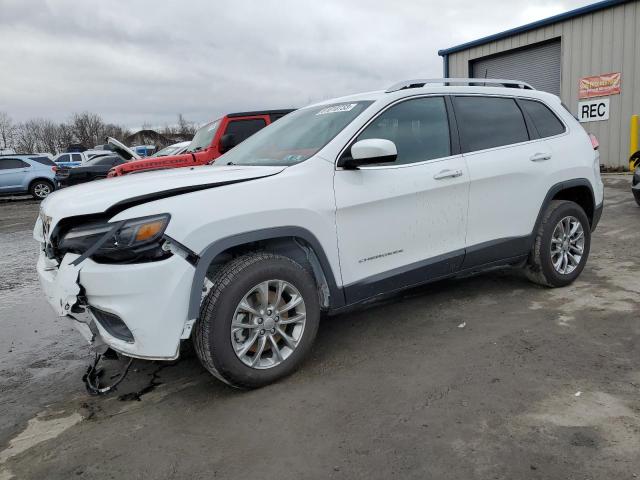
[35,78,603,389]
[630,151,640,206]
[94,137,141,162]
[151,141,190,158]
[132,145,156,157]
[56,154,129,187]
[1,154,57,199]
[53,150,114,169]
[107,110,294,177]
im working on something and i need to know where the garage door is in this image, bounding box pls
[471,39,561,95]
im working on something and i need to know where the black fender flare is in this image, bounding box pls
[187,226,345,319]
[529,178,597,248]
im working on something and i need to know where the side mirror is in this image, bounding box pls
[219,134,237,153]
[338,139,397,169]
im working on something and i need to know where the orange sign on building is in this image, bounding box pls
[579,72,621,99]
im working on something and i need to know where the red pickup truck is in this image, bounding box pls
[107,109,294,177]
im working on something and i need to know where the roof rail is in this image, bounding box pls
[385,78,535,93]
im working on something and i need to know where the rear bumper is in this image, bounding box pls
[37,250,196,360]
[591,202,603,232]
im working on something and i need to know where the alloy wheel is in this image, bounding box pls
[550,215,585,275]
[230,279,306,369]
[34,183,51,198]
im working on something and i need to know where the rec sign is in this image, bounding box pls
[577,98,609,123]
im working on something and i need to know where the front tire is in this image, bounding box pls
[193,252,320,389]
[30,179,54,200]
[525,200,591,287]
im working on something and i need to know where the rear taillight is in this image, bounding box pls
[589,134,599,150]
[52,166,58,173]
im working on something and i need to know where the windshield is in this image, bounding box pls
[85,155,118,166]
[186,121,219,153]
[218,102,373,166]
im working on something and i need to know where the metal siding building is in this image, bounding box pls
[439,0,640,169]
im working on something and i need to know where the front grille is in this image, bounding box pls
[89,307,134,343]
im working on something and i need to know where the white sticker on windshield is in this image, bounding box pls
[316,103,358,115]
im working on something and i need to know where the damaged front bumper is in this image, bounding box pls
[36,248,197,360]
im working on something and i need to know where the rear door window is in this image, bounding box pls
[71,153,83,163]
[453,96,529,153]
[225,119,267,144]
[355,96,451,165]
[519,99,566,138]
[0,158,28,170]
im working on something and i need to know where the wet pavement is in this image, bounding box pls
[1,176,639,479]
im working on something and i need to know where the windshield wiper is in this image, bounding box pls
[226,161,235,165]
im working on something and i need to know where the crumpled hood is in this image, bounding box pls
[40,165,285,229]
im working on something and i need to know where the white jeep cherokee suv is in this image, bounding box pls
[35,79,604,388]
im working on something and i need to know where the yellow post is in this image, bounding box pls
[631,114,639,171]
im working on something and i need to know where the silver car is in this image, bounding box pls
[0,155,57,199]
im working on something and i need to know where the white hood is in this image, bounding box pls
[40,165,285,230]
[106,137,140,160]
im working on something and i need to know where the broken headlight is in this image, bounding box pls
[58,214,171,263]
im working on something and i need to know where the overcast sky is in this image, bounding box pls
[0,0,592,129]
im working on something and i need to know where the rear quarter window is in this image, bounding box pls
[519,99,566,138]
[30,156,55,166]
[453,96,529,153]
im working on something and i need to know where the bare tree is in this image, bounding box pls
[36,119,60,154]
[160,123,177,136]
[102,123,129,143]
[14,120,41,153]
[0,111,15,150]
[56,123,76,152]
[72,111,104,148]
[177,113,197,136]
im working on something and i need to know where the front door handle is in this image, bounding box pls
[530,152,552,162]
[433,169,463,180]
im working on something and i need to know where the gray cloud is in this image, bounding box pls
[0,0,591,128]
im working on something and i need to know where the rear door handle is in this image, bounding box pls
[433,169,463,180]
[530,152,552,162]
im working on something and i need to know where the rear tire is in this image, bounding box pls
[525,200,591,287]
[30,179,54,200]
[193,252,320,389]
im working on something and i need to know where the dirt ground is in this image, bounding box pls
[1,175,639,480]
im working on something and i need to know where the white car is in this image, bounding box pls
[151,141,191,158]
[35,78,604,388]
[53,150,112,168]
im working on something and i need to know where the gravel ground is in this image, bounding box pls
[0,175,638,480]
